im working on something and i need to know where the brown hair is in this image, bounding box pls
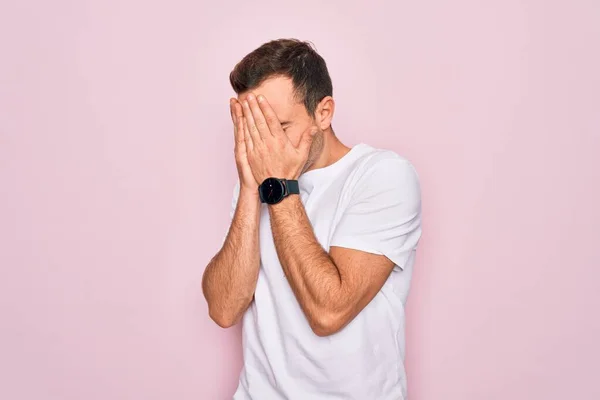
[229,39,333,115]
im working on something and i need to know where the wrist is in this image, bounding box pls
[239,185,259,198]
[268,192,300,210]
[257,177,300,205]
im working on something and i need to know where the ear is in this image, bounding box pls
[314,96,335,131]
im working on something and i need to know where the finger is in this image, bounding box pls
[257,95,284,137]
[246,93,272,138]
[242,99,262,144]
[242,116,254,151]
[230,98,238,124]
[297,126,318,156]
[231,99,241,144]
[230,101,245,146]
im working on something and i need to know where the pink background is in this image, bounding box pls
[1,1,599,399]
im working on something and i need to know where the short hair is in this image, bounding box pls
[229,39,333,115]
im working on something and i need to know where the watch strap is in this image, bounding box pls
[285,179,300,195]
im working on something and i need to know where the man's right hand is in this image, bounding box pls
[230,98,259,193]
[203,100,262,327]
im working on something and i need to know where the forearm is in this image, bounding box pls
[268,196,346,333]
[202,189,261,327]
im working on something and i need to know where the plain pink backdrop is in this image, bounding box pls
[1,1,599,399]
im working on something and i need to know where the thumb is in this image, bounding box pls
[298,126,318,155]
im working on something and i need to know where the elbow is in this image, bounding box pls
[208,307,240,329]
[308,310,347,337]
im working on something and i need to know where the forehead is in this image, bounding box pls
[238,76,304,120]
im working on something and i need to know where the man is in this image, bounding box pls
[202,39,422,400]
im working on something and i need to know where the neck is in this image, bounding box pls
[305,128,351,173]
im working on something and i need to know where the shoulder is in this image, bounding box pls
[349,144,420,193]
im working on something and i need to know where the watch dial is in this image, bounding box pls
[260,178,285,204]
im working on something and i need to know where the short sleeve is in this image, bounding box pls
[229,180,241,220]
[329,157,422,270]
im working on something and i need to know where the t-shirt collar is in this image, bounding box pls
[298,143,368,194]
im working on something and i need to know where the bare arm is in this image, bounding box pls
[202,188,260,328]
[268,197,396,336]
[202,98,262,328]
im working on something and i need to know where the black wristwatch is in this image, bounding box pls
[258,177,300,205]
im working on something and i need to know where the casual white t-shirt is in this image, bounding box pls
[229,143,422,400]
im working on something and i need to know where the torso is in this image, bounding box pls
[233,143,417,400]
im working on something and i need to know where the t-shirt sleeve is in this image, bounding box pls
[229,180,241,220]
[329,157,422,270]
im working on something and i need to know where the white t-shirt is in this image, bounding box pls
[230,143,422,400]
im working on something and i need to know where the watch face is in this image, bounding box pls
[260,178,285,204]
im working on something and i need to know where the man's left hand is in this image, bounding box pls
[241,93,317,184]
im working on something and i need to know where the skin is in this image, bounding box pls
[202,76,396,335]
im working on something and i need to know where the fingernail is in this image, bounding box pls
[243,100,249,107]
[247,93,254,101]
[257,95,264,102]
